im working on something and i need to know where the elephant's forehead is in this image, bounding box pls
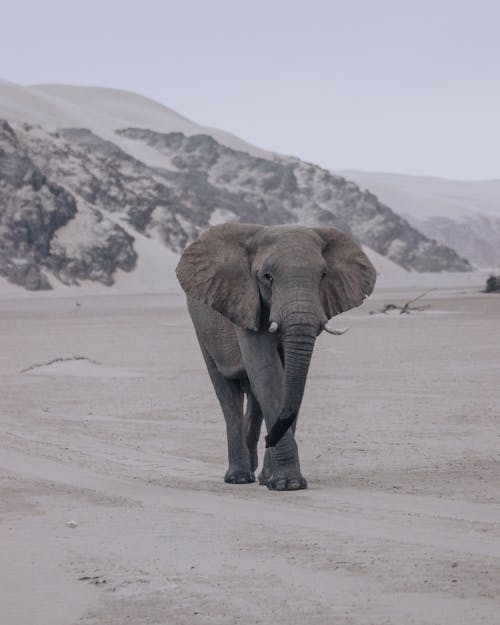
[252,226,322,249]
[253,238,326,273]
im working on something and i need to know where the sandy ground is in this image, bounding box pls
[1,282,499,625]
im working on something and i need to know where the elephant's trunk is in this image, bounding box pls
[265,311,317,448]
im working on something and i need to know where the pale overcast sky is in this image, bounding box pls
[2,0,499,179]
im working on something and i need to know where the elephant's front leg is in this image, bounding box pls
[199,344,254,484]
[236,329,307,491]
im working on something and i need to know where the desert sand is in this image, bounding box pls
[1,275,499,625]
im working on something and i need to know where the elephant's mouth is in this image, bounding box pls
[268,319,349,336]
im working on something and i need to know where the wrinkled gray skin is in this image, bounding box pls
[176,223,376,490]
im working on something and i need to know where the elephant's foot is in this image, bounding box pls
[266,469,307,491]
[258,466,273,485]
[224,467,255,484]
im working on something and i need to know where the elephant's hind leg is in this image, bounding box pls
[242,387,274,485]
[244,388,263,472]
[199,345,255,484]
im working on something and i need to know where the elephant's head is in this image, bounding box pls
[176,223,376,446]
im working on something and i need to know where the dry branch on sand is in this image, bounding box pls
[20,356,98,374]
[370,290,433,315]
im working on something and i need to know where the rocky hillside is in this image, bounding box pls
[0,91,473,290]
[338,171,500,269]
[117,127,471,274]
[0,121,136,289]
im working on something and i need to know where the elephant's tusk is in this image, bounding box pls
[323,323,349,336]
[268,321,278,333]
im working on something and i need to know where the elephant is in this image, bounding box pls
[176,223,376,490]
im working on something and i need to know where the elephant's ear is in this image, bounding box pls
[314,227,377,318]
[176,223,262,331]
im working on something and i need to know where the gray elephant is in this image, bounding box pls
[176,223,376,490]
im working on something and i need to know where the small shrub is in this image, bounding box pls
[485,274,500,293]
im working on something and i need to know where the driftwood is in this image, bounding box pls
[20,356,98,374]
[371,290,433,315]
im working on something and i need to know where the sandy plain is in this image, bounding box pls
[1,280,499,625]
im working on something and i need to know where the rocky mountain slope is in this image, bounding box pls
[0,121,136,289]
[338,171,500,269]
[0,82,472,291]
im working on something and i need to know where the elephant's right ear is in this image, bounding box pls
[176,223,262,331]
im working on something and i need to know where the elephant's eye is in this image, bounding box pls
[263,273,273,285]
[321,270,327,279]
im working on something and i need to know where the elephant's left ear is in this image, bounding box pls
[314,227,377,318]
